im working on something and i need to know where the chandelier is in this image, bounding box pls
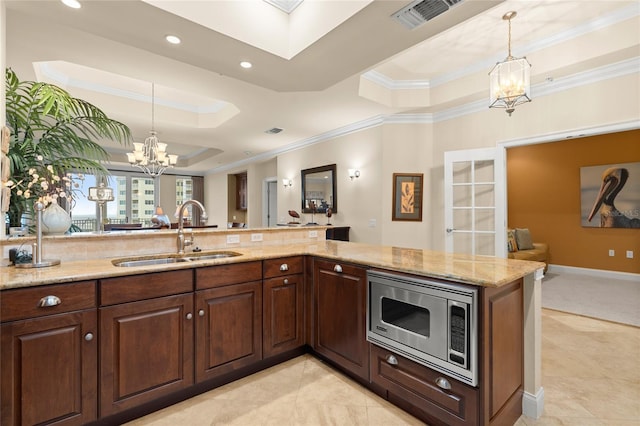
[489,11,531,116]
[127,83,178,176]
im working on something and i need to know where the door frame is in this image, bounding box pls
[262,176,277,227]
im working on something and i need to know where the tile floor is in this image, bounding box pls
[126,309,640,425]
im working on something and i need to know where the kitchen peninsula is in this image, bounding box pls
[1,227,544,426]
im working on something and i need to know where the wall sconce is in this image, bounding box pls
[348,169,361,180]
[282,178,292,188]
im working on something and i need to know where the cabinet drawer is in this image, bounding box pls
[370,344,478,426]
[263,256,303,278]
[1,281,96,322]
[196,261,262,290]
[100,270,193,306]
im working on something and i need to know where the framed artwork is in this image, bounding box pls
[580,161,640,228]
[392,173,423,221]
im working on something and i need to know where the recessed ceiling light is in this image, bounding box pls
[165,35,181,45]
[240,61,252,69]
[61,0,81,9]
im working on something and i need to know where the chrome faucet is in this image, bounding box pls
[176,200,208,254]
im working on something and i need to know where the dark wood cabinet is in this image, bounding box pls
[1,282,98,426]
[368,277,525,426]
[370,344,479,426]
[480,279,524,426]
[312,258,369,381]
[195,262,263,382]
[325,226,350,241]
[236,172,247,211]
[99,271,194,417]
[263,257,305,358]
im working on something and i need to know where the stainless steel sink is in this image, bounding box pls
[184,251,242,261]
[112,257,191,267]
[112,251,242,267]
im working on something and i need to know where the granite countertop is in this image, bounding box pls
[0,241,544,291]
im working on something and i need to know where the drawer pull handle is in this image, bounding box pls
[186,313,193,320]
[283,278,289,284]
[435,377,451,390]
[198,309,205,317]
[280,264,289,271]
[38,295,61,308]
[84,332,94,342]
[386,355,398,365]
[334,264,343,273]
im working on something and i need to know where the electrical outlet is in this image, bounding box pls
[608,249,615,257]
[369,219,377,228]
[308,230,318,238]
[627,250,634,259]
[226,234,240,244]
[251,233,263,242]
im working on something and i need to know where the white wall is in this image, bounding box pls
[278,126,384,245]
[430,73,640,250]
[231,73,639,250]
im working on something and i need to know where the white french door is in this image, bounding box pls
[444,147,506,257]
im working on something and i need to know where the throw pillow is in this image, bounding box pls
[507,229,518,252]
[515,228,534,250]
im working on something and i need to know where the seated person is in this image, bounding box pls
[151,206,171,228]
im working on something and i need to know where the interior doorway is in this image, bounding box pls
[263,178,278,227]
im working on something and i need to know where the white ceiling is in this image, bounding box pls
[5,0,639,175]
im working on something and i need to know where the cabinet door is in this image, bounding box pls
[313,259,369,381]
[1,310,97,426]
[263,274,304,358]
[99,293,194,417]
[195,281,262,382]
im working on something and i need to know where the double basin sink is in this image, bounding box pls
[112,251,242,267]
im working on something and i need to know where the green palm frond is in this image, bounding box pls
[5,68,133,225]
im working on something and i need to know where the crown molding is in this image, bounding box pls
[434,56,640,122]
[211,55,639,174]
[36,62,228,114]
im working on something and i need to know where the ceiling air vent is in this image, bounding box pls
[265,127,284,134]
[392,0,463,30]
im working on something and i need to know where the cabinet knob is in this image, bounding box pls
[333,264,343,273]
[386,354,398,365]
[283,278,289,284]
[84,332,94,342]
[435,377,451,390]
[38,295,61,308]
[198,309,205,317]
[186,313,193,320]
[280,264,289,271]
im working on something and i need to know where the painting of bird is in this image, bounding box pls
[584,165,640,228]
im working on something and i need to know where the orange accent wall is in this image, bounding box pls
[507,129,640,274]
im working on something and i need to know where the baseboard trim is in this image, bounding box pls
[522,387,544,419]
[548,264,640,282]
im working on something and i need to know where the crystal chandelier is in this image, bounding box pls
[127,83,178,176]
[489,11,531,116]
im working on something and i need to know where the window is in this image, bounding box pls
[176,177,193,216]
[69,171,158,231]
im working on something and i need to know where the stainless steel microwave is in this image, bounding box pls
[367,270,478,386]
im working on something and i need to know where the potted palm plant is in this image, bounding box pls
[3,68,131,231]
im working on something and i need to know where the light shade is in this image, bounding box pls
[282,178,292,187]
[348,169,360,180]
[128,83,178,176]
[489,11,532,116]
[489,57,531,116]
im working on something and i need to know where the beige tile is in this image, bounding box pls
[127,309,640,426]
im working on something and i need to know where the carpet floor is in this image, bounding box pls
[541,270,640,327]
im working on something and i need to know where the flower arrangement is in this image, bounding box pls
[4,155,86,211]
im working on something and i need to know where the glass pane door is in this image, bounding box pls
[444,148,505,257]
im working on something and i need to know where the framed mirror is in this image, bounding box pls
[301,164,337,214]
